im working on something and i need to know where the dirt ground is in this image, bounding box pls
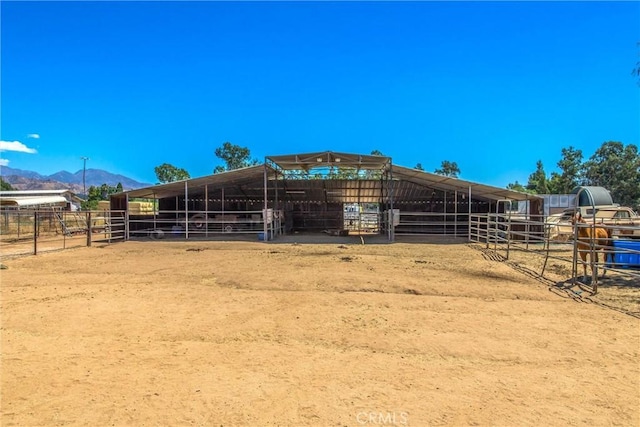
[1,238,639,426]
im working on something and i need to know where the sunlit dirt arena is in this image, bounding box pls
[1,239,638,426]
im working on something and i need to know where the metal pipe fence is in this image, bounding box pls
[126,209,283,240]
[0,210,126,258]
[394,211,469,237]
[469,212,640,294]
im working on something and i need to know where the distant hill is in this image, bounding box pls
[1,175,85,194]
[0,166,151,193]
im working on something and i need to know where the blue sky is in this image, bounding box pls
[1,1,639,187]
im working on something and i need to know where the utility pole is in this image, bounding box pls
[80,156,89,198]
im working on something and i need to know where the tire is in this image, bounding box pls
[190,214,207,230]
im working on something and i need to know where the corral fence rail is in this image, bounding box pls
[127,209,283,240]
[469,212,640,293]
[394,211,469,237]
[0,209,127,258]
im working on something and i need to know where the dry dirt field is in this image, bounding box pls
[1,238,639,426]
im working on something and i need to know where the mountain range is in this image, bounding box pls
[0,166,152,194]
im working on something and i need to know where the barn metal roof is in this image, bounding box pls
[390,165,537,202]
[267,151,390,172]
[123,165,275,199]
[119,153,536,203]
[0,190,74,196]
[0,195,69,207]
[0,189,83,205]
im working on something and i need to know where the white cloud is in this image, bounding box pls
[0,159,9,166]
[27,133,40,139]
[0,140,37,154]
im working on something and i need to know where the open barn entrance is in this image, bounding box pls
[286,201,381,235]
[287,201,343,233]
[268,152,394,238]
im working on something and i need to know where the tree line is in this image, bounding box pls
[152,140,639,210]
[82,183,124,210]
[153,142,461,183]
[506,141,639,209]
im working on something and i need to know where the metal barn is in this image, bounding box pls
[111,151,540,241]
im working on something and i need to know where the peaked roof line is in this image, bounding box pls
[119,152,536,202]
[121,164,275,199]
[266,150,391,171]
[390,165,539,202]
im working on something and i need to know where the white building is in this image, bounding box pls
[0,190,83,210]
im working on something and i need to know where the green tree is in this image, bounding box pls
[82,183,123,210]
[526,160,550,194]
[154,163,190,184]
[415,163,424,171]
[434,160,460,178]
[334,167,361,179]
[506,181,532,193]
[0,177,14,191]
[361,150,387,179]
[548,146,584,193]
[214,142,259,172]
[583,141,640,208]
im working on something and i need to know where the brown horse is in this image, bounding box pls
[571,211,611,281]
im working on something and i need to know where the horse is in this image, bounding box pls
[571,211,612,283]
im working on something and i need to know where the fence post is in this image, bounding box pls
[33,211,38,255]
[125,211,130,240]
[86,211,92,247]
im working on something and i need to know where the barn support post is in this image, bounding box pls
[263,163,268,241]
[221,187,225,232]
[388,161,395,242]
[467,186,472,242]
[506,200,512,260]
[125,192,130,240]
[153,192,157,232]
[444,191,447,235]
[273,168,278,235]
[497,202,501,252]
[205,184,209,238]
[525,195,530,250]
[175,196,179,226]
[454,190,458,237]
[357,179,362,233]
[185,181,189,239]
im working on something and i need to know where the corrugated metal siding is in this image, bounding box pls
[573,186,614,207]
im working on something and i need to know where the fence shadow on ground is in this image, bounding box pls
[469,244,640,319]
